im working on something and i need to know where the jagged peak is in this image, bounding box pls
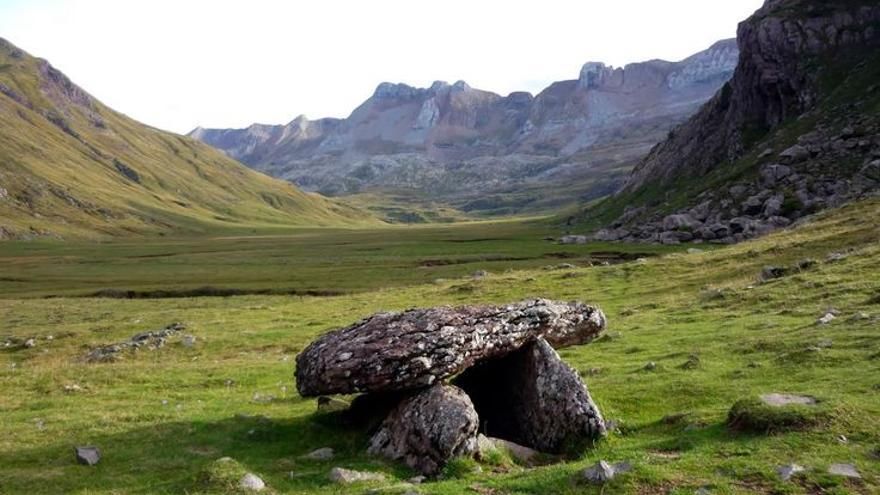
[373,82,422,99]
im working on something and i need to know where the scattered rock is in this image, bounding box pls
[760,393,817,407]
[85,322,186,362]
[760,266,788,281]
[471,270,488,279]
[777,463,805,481]
[239,472,266,491]
[797,258,818,271]
[408,475,426,484]
[779,144,810,163]
[580,460,632,485]
[680,354,701,370]
[24,338,36,348]
[74,446,101,466]
[477,434,542,465]
[826,252,848,263]
[368,384,478,476]
[827,463,861,479]
[643,361,657,371]
[817,312,836,325]
[63,384,83,393]
[295,299,605,396]
[181,334,197,347]
[329,467,387,484]
[301,447,334,461]
[559,235,588,245]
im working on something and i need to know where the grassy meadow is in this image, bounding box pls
[1,200,879,494]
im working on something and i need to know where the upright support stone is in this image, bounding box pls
[367,384,479,476]
[455,337,605,453]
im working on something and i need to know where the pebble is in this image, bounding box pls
[777,463,805,481]
[74,446,101,466]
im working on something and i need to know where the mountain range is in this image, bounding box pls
[0,38,373,240]
[582,0,880,244]
[191,40,738,216]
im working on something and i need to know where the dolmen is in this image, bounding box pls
[295,298,607,476]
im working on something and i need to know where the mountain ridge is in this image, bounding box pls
[0,38,374,240]
[580,0,880,244]
[190,40,738,215]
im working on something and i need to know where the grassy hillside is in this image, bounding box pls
[0,38,375,240]
[0,197,878,493]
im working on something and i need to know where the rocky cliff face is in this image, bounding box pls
[626,0,880,191]
[589,0,880,244]
[191,41,737,213]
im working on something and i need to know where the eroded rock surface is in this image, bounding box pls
[295,299,605,396]
[455,337,605,452]
[367,384,479,476]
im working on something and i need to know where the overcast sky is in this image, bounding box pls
[0,0,764,134]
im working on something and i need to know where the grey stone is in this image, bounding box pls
[780,144,810,163]
[777,463,805,481]
[181,334,197,347]
[827,463,861,479]
[759,393,817,407]
[328,467,387,484]
[368,384,478,476]
[580,460,632,484]
[239,473,266,491]
[75,446,101,466]
[662,213,701,231]
[760,164,792,186]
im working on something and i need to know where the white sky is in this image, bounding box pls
[0,0,764,134]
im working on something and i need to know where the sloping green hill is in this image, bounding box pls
[0,38,375,240]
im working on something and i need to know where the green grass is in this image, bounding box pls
[1,198,879,494]
[0,219,680,299]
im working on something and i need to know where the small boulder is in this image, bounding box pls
[239,472,266,491]
[827,463,861,479]
[329,467,387,484]
[75,446,101,466]
[779,144,810,163]
[817,312,836,325]
[580,460,632,484]
[760,266,788,281]
[777,463,805,481]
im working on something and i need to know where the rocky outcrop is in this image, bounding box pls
[295,299,608,476]
[367,384,479,476]
[626,1,880,192]
[294,299,606,396]
[455,338,605,452]
[586,0,880,244]
[191,42,737,212]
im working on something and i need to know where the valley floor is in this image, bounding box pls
[1,201,879,494]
